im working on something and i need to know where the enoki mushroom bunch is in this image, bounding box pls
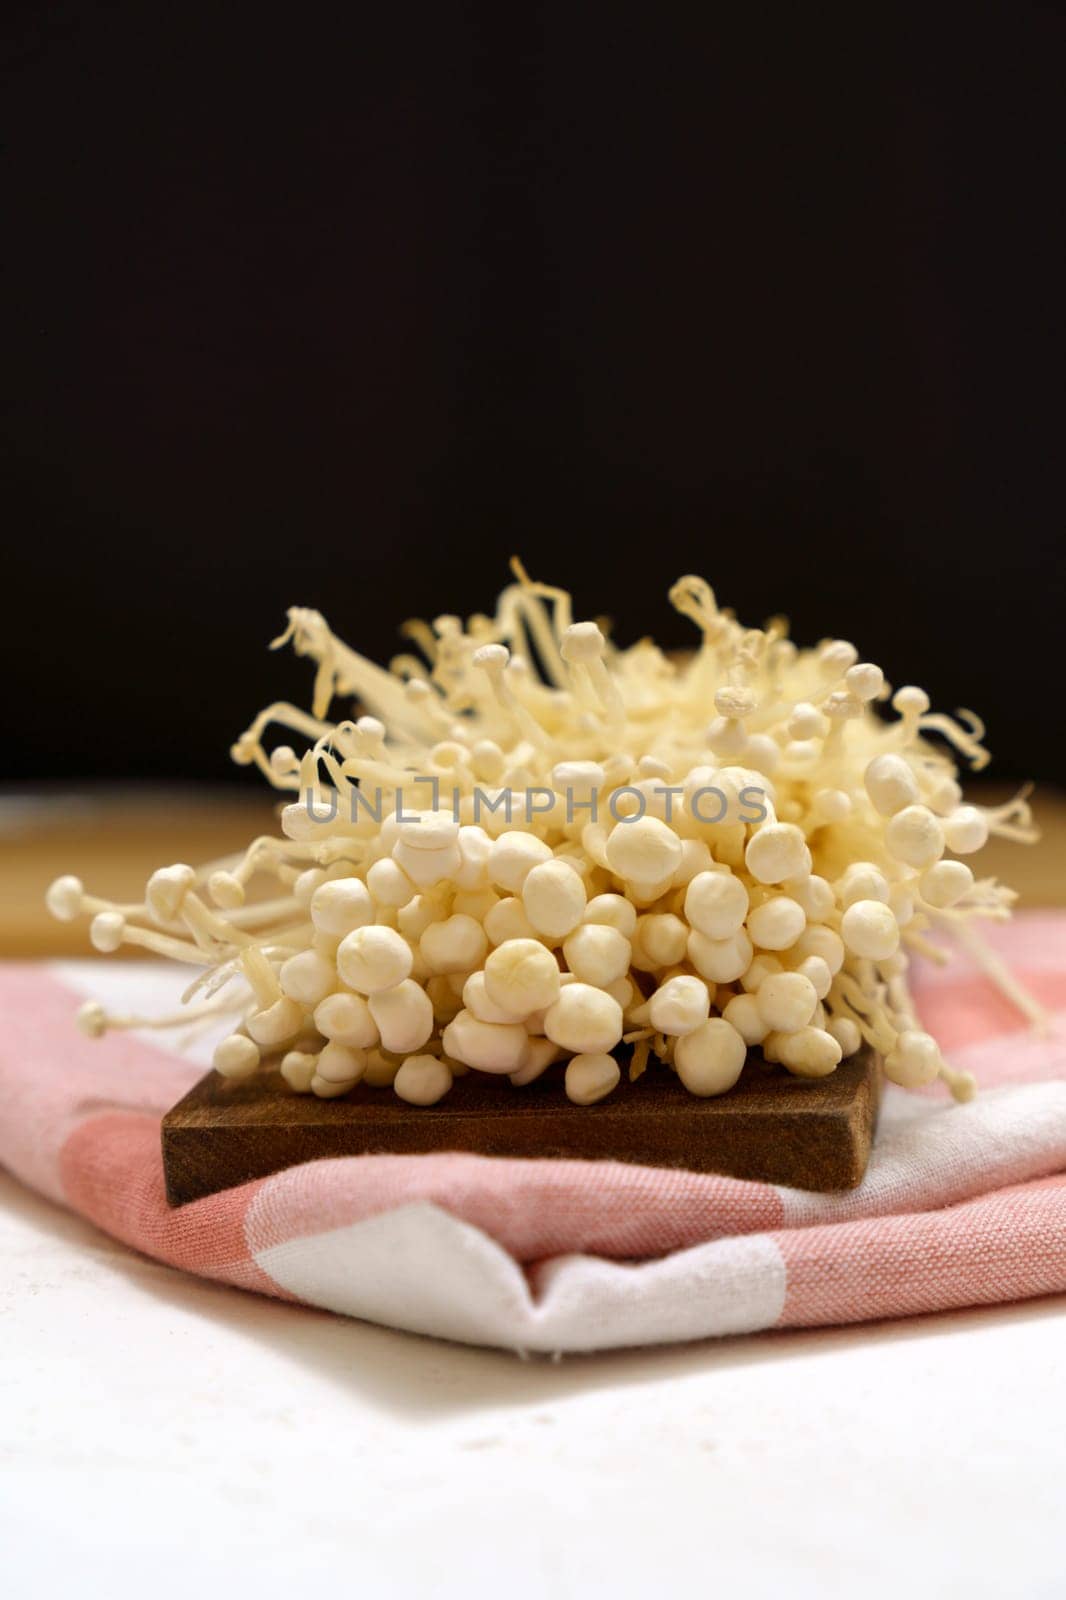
[48,565,1039,1108]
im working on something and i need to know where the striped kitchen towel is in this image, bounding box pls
[1,912,1064,1352]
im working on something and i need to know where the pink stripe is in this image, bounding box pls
[908,912,1066,988]
[913,972,1066,1056]
[938,1020,1066,1090]
[58,1112,287,1298]
[776,1174,1066,1327]
[246,1153,786,1263]
[0,965,198,1202]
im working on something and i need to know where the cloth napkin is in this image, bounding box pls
[2,913,1065,1353]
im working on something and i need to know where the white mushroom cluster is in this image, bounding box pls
[48,564,1039,1108]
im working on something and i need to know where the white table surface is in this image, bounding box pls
[2,1168,1063,1599]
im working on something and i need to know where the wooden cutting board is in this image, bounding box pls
[162,1045,881,1204]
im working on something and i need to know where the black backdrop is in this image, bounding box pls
[5,4,1065,786]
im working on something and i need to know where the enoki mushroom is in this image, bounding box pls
[48,562,1041,1108]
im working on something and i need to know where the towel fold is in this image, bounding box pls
[2,913,1064,1352]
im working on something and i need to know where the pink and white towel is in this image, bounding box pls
[2,912,1065,1352]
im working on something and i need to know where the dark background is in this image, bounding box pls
[5,4,1064,787]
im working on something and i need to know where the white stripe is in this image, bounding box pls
[50,959,233,1068]
[253,1202,787,1353]
[779,1079,1066,1227]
